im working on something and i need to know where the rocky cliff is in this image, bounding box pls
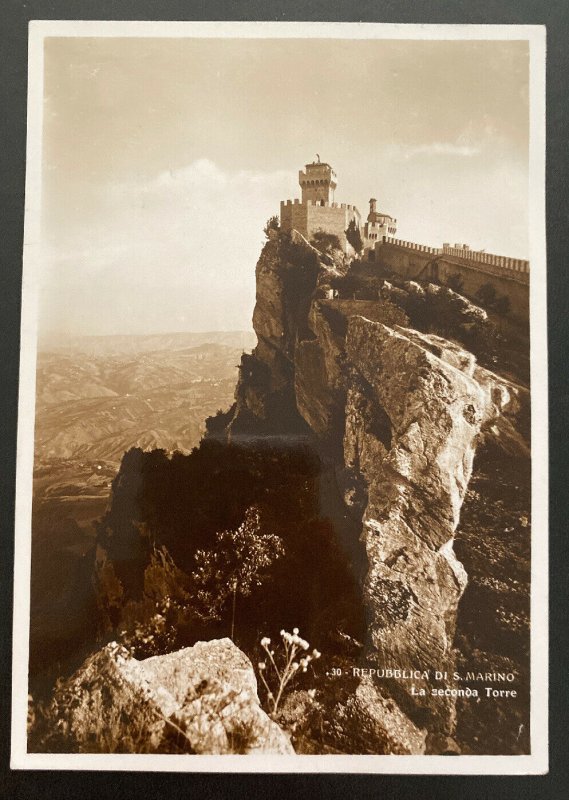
[215,229,529,753]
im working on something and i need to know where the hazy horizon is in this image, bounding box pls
[38,328,258,355]
[39,327,258,342]
[39,35,529,338]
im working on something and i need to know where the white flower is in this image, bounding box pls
[312,649,321,659]
[260,637,271,647]
[293,627,299,635]
[258,662,266,670]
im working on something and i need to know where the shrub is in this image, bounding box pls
[446,273,464,293]
[345,220,363,253]
[310,230,342,255]
[191,506,285,639]
[494,295,511,316]
[474,281,511,318]
[475,282,498,308]
[257,628,321,715]
[330,272,362,299]
[118,546,195,658]
[263,215,280,238]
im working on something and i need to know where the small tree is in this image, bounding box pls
[263,215,280,238]
[310,230,342,255]
[493,295,511,316]
[345,219,363,253]
[446,272,464,293]
[475,282,498,309]
[191,506,284,639]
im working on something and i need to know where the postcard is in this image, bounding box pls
[11,20,547,774]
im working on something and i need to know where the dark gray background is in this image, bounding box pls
[1,2,567,798]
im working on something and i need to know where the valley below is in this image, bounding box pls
[30,331,255,679]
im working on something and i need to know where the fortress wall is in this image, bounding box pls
[280,200,309,238]
[375,243,433,278]
[280,200,360,252]
[375,240,529,322]
[442,245,529,276]
[306,203,359,245]
[435,258,529,320]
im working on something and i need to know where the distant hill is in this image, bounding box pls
[34,338,252,463]
[39,330,257,357]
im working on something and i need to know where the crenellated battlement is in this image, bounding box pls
[388,238,441,256]
[384,237,529,278]
[281,199,358,211]
[280,191,361,254]
[280,158,529,320]
[441,243,529,274]
[375,236,530,321]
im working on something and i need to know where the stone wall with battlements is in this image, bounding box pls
[374,238,529,322]
[280,200,361,252]
[441,243,529,278]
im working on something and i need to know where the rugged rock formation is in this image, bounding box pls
[44,638,293,754]
[228,230,345,438]
[218,230,529,753]
[343,318,525,748]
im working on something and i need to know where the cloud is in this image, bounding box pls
[407,143,479,157]
[113,158,294,197]
[386,119,512,161]
[388,142,480,160]
[40,161,296,335]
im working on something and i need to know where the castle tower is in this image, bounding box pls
[280,159,361,253]
[299,159,337,204]
[363,196,397,257]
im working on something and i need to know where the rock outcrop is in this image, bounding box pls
[211,230,530,753]
[228,230,345,438]
[343,318,524,748]
[47,638,293,754]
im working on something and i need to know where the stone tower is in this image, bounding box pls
[299,159,337,204]
[363,197,397,256]
[280,159,361,253]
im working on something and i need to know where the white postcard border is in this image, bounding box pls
[11,20,548,775]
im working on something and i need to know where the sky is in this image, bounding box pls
[39,35,529,338]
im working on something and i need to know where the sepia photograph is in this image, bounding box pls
[11,21,547,773]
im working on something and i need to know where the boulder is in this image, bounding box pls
[49,638,293,754]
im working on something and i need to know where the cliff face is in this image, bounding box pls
[218,230,529,752]
[227,231,346,438]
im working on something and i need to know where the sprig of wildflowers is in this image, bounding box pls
[257,628,321,714]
